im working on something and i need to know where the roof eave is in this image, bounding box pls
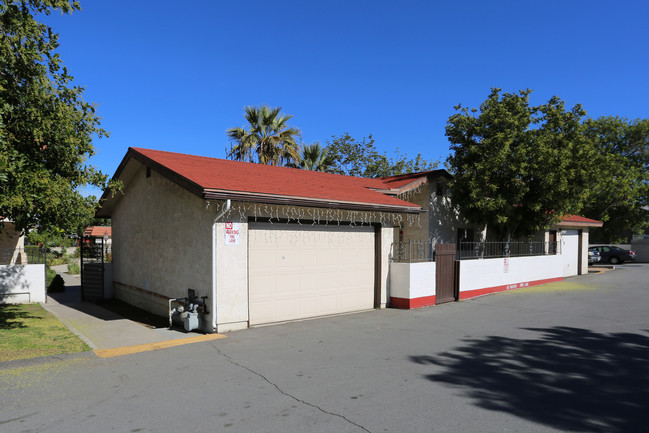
[202,190,423,214]
[381,169,453,195]
[96,148,206,218]
[556,221,603,228]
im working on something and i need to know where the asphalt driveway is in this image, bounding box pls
[1,264,648,432]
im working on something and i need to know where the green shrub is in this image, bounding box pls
[46,268,57,287]
[48,274,65,293]
[67,263,80,275]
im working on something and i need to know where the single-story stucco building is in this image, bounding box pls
[98,148,428,332]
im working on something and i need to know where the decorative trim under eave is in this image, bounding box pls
[202,190,424,214]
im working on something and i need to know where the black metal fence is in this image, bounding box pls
[391,240,559,263]
[391,240,435,263]
[0,247,47,265]
[458,241,559,260]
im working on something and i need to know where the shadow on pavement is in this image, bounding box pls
[410,326,649,432]
[48,282,128,322]
[48,276,168,328]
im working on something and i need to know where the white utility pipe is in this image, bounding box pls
[211,199,231,332]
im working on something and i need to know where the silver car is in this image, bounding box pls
[588,249,601,265]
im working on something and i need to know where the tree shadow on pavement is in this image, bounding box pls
[410,326,649,432]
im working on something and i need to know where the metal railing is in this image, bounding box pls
[458,241,559,260]
[391,240,435,263]
[0,247,47,265]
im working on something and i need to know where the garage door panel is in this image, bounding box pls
[249,223,375,325]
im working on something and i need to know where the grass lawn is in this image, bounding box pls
[0,303,91,362]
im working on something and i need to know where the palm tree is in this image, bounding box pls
[300,142,334,172]
[226,106,301,166]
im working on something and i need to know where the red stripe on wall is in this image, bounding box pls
[390,295,436,309]
[459,277,563,300]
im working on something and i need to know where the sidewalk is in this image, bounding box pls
[41,267,203,351]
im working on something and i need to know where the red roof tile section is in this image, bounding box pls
[130,148,419,210]
[84,226,112,237]
[560,215,603,224]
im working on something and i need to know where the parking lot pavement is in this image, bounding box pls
[2,264,649,433]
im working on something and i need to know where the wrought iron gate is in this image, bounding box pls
[80,236,105,302]
[435,243,457,304]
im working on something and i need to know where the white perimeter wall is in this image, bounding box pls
[0,264,46,304]
[389,262,436,300]
[459,255,564,294]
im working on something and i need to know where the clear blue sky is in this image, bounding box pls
[41,0,649,190]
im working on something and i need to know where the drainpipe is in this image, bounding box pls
[211,199,231,332]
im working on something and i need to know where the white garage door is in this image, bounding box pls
[248,222,375,325]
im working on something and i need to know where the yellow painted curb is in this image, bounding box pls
[93,334,226,358]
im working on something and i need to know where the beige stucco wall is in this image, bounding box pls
[111,159,215,330]
[0,221,26,265]
[396,183,430,243]
[396,178,480,246]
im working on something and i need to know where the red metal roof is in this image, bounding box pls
[128,148,420,211]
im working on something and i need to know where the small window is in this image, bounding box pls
[436,182,444,196]
[146,166,151,178]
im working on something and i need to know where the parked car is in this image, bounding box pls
[588,245,635,264]
[588,249,601,265]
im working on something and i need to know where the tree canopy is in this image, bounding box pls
[325,133,438,178]
[226,105,301,166]
[300,142,334,172]
[446,88,596,241]
[0,0,113,236]
[582,116,649,242]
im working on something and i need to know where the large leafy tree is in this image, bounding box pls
[582,116,649,242]
[0,0,112,236]
[446,88,595,241]
[226,105,301,166]
[326,133,437,178]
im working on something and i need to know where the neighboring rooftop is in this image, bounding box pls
[83,226,112,238]
[558,215,603,228]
